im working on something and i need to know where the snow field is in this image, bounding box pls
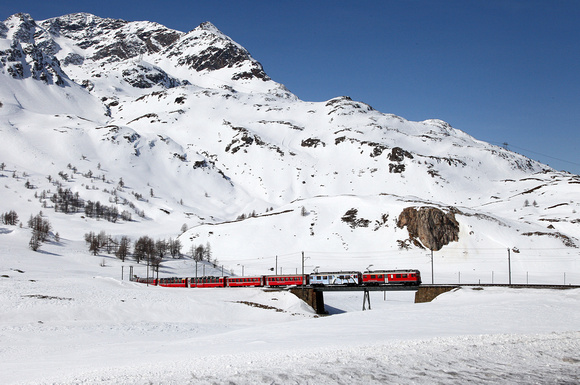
[1,234,579,384]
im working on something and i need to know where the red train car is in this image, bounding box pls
[361,272,388,285]
[158,277,187,287]
[226,276,264,287]
[189,276,226,288]
[264,274,306,287]
[362,269,421,286]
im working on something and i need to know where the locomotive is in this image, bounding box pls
[136,269,421,288]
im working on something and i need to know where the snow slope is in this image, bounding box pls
[1,232,579,384]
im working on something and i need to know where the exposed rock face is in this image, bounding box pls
[397,206,459,251]
[0,13,69,85]
[0,13,270,91]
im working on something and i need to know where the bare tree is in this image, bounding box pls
[169,238,182,258]
[134,236,155,264]
[28,213,51,242]
[116,236,131,262]
[29,232,41,251]
[1,210,18,225]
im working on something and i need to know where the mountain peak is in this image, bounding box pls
[196,21,221,34]
[3,13,38,42]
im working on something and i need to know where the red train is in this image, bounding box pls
[137,270,421,288]
[362,269,422,286]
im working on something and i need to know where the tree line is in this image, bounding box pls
[45,187,133,222]
[84,231,185,267]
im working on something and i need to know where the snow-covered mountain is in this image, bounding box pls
[1,12,578,281]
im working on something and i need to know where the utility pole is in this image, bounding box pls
[275,255,278,276]
[301,251,305,295]
[431,249,434,284]
[507,248,512,285]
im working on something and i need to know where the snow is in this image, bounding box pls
[1,229,579,384]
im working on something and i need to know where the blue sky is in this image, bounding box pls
[2,0,579,174]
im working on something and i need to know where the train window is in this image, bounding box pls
[371,275,376,279]
[396,274,401,278]
[403,274,408,278]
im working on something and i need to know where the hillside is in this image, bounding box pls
[0,12,579,283]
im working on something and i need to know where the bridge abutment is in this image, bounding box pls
[414,285,458,303]
[289,287,327,314]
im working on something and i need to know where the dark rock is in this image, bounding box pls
[341,208,370,229]
[388,147,413,162]
[389,164,405,173]
[397,206,459,251]
[301,138,325,148]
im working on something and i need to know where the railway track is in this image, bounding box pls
[420,283,580,289]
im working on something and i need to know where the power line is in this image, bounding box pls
[488,141,580,167]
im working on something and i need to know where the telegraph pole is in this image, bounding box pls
[431,249,434,284]
[507,248,512,285]
[301,251,305,295]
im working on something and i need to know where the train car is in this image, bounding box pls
[135,277,158,285]
[362,269,421,285]
[361,271,388,286]
[158,277,187,288]
[264,274,306,287]
[189,276,226,288]
[226,276,264,287]
[309,271,362,286]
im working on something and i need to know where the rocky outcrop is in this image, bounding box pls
[397,206,459,251]
[40,13,181,62]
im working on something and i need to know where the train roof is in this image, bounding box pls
[189,276,225,279]
[365,269,421,274]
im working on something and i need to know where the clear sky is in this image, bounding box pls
[2,0,579,174]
